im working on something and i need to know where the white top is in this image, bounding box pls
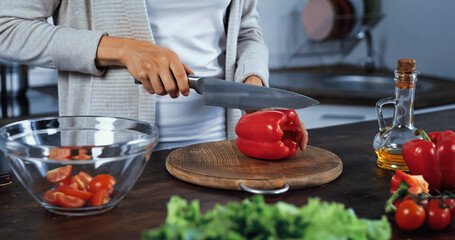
[146,0,231,150]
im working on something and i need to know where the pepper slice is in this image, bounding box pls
[390,170,429,195]
[402,130,455,192]
[385,170,429,213]
[235,110,303,160]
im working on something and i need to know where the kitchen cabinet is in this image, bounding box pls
[1,109,455,239]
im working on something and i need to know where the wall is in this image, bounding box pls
[257,0,455,80]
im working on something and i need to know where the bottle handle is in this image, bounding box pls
[376,97,396,133]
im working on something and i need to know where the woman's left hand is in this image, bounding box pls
[298,121,308,151]
[244,75,264,86]
[243,75,309,151]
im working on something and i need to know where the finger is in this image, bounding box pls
[182,63,194,75]
[149,73,167,96]
[298,121,308,151]
[244,75,264,86]
[171,62,190,96]
[136,74,155,94]
[159,70,179,98]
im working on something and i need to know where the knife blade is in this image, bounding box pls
[134,75,319,110]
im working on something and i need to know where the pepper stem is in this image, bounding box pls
[385,181,410,213]
[414,129,430,141]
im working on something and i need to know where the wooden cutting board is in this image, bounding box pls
[165,140,342,191]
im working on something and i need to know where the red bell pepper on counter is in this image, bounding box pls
[402,130,455,192]
[235,110,303,160]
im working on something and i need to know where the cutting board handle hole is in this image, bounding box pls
[239,183,290,195]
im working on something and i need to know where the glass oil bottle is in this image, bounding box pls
[373,59,422,171]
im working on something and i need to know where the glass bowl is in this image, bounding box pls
[0,116,158,216]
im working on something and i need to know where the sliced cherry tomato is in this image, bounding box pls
[89,174,116,195]
[426,199,451,230]
[56,194,86,208]
[395,199,426,231]
[91,189,110,206]
[49,147,72,160]
[75,148,93,160]
[59,177,72,186]
[46,165,72,183]
[70,175,89,191]
[43,190,64,205]
[77,171,93,189]
[78,171,93,183]
[55,182,79,193]
[61,188,93,201]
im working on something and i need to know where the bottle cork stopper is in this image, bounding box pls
[397,59,416,72]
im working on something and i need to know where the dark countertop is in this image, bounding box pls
[1,109,455,239]
[269,65,455,109]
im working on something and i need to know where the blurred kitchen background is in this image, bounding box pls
[1,0,455,129]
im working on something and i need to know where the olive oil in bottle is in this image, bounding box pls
[374,147,407,171]
[372,59,422,171]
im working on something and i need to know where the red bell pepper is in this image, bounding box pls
[235,110,303,160]
[402,130,455,192]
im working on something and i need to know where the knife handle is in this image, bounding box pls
[187,75,202,94]
[0,171,12,187]
[134,75,203,94]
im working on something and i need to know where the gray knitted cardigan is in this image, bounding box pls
[0,0,269,139]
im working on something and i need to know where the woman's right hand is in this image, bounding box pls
[95,36,193,98]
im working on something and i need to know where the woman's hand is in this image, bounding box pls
[244,75,264,87]
[243,75,309,151]
[298,121,308,151]
[95,36,193,98]
[243,75,264,114]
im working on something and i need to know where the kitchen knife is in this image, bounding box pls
[134,75,319,110]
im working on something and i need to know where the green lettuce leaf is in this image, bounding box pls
[141,195,391,240]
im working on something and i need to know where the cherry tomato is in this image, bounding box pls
[443,198,455,218]
[61,188,93,201]
[43,190,64,205]
[393,194,416,209]
[91,189,110,206]
[56,194,86,208]
[426,199,451,230]
[46,165,72,183]
[395,199,426,231]
[89,174,116,195]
